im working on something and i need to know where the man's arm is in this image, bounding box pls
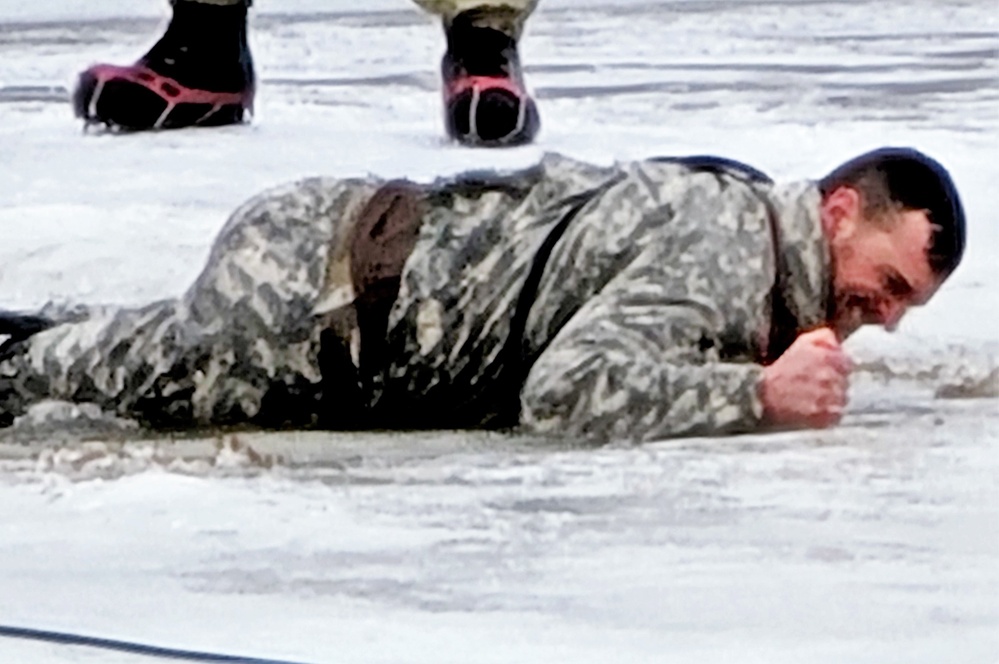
[520,212,851,441]
[519,269,766,442]
[519,176,776,442]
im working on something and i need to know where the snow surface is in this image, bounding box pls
[0,1,997,662]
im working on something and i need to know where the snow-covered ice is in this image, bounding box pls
[0,1,996,662]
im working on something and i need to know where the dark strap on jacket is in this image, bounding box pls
[488,176,628,426]
[650,155,773,184]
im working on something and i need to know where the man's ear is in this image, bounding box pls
[820,186,862,240]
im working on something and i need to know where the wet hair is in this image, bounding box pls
[819,147,966,278]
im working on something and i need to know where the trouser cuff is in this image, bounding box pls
[171,0,251,7]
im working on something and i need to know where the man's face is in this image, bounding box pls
[822,187,942,339]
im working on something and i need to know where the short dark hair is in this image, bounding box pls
[819,147,965,278]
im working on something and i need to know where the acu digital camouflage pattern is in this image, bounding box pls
[413,0,537,14]
[0,153,830,441]
[413,0,538,36]
[0,177,378,429]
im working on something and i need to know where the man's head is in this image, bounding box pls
[818,147,965,339]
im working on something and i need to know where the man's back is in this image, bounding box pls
[367,154,787,434]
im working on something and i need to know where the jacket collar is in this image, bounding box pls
[766,181,833,358]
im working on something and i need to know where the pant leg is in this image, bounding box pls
[173,0,248,6]
[412,0,538,37]
[0,177,377,429]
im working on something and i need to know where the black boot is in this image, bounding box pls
[73,0,255,131]
[442,10,540,147]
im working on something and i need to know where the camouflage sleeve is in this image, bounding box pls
[0,177,376,428]
[519,182,774,442]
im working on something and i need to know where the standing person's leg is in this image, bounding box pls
[413,0,541,146]
[74,0,255,131]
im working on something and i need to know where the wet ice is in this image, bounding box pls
[0,1,996,662]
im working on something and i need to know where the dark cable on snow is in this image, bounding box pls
[0,624,318,664]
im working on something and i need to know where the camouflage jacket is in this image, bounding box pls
[0,153,830,441]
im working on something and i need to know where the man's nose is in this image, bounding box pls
[881,301,907,332]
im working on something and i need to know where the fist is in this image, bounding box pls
[760,328,852,429]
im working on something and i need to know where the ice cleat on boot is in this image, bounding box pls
[73,0,254,131]
[442,11,540,147]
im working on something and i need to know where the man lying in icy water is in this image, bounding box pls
[0,148,964,441]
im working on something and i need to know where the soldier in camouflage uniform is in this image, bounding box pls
[0,148,965,441]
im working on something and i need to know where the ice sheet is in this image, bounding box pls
[0,1,996,662]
